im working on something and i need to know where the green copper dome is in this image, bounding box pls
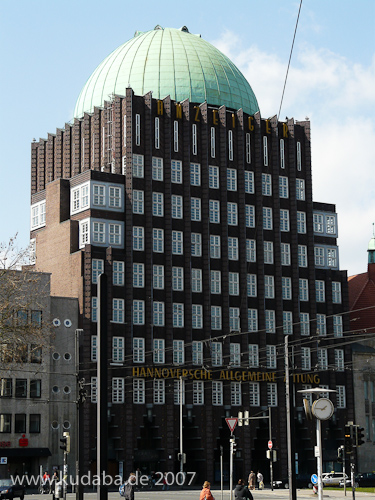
[74,26,259,119]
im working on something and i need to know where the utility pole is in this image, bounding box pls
[285,336,296,500]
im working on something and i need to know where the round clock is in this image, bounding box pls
[311,398,334,420]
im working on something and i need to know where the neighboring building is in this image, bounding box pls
[29,26,353,483]
[348,236,375,472]
[0,271,78,480]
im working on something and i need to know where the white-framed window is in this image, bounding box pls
[153,339,165,364]
[333,315,343,337]
[92,297,98,322]
[246,133,251,164]
[248,309,258,332]
[132,154,144,178]
[266,345,277,369]
[172,230,183,255]
[192,304,203,329]
[300,312,310,335]
[230,343,241,367]
[171,159,182,183]
[231,382,242,406]
[109,223,121,245]
[112,336,124,363]
[296,141,301,170]
[227,202,238,225]
[332,282,342,303]
[263,136,268,166]
[210,127,216,158]
[249,344,259,368]
[133,337,145,363]
[173,339,184,364]
[228,130,234,161]
[280,138,285,168]
[80,220,89,247]
[153,265,164,289]
[209,165,219,189]
[316,314,326,336]
[262,173,272,196]
[211,306,222,330]
[191,233,202,257]
[337,386,346,408]
[154,379,165,404]
[171,195,183,219]
[281,243,291,266]
[211,270,221,294]
[267,383,278,406]
[264,241,274,264]
[190,163,201,186]
[264,275,275,299]
[279,176,289,198]
[228,237,239,260]
[154,117,160,149]
[227,168,237,191]
[172,267,184,291]
[112,298,125,323]
[246,239,256,262]
[265,310,276,333]
[245,170,255,194]
[212,381,223,405]
[109,186,121,208]
[211,342,222,366]
[71,184,89,214]
[299,278,309,302]
[191,268,202,293]
[133,263,144,288]
[152,192,164,217]
[191,198,201,221]
[91,335,97,361]
[133,190,144,214]
[93,221,105,243]
[192,341,203,365]
[153,301,165,327]
[325,214,337,234]
[249,382,260,406]
[193,380,204,405]
[133,226,144,251]
[153,228,164,253]
[209,200,220,223]
[263,207,273,230]
[135,114,141,146]
[327,248,338,268]
[298,245,308,267]
[93,184,105,206]
[245,205,255,228]
[314,247,325,267]
[283,311,293,334]
[210,235,221,259]
[92,259,104,284]
[317,348,328,370]
[335,349,345,372]
[282,277,292,300]
[91,377,97,403]
[296,178,305,200]
[247,274,257,297]
[229,307,240,331]
[133,378,145,404]
[192,123,198,155]
[301,347,311,371]
[152,157,163,181]
[280,209,289,232]
[112,378,125,403]
[316,280,325,302]
[133,300,145,325]
[173,121,179,153]
[313,213,324,234]
[173,303,184,328]
[297,211,306,234]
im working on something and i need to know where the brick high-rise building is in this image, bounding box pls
[30,26,353,483]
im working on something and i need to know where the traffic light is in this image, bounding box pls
[60,432,70,454]
[230,438,237,455]
[355,426,365,447]
[337,445,344,463]
[344,425,353,454]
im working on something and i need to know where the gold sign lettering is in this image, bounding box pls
[157,100,164,116]
[266,119,271,134]
[232,113,236,129]
[212,109,218,125]
[283,123,288,138]
[175,104,182,119]
[194,106,200,122]
[248,116,254,131]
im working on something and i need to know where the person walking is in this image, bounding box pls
[257,471,264,490]
[234,479,253,500]
[248,471,256,491]
[200,480,215,500]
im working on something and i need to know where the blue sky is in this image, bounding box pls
[0,0,374,276]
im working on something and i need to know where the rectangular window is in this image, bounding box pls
[326,215,337,234]
[297,211,306,233]
[301,347,311,370]
[248,309,258,332]
[211,270,221,294]
[192,304,203,329]
[133,263,144,288]
[93,221,105,243]
[313,213,324,233]
[173,121,179,153]
[113,261,124,286]
[246,133,251,164]
[191,198,201,221]
[299,278,309,302]
[209,200,220,223]
[263,207,273,230]
[152,157,163,181]
[92,259,104,284]
[153,228,164,253]
[192,341,203,365]
[93,185,105,206]
[135,114,141,146]
[298,245,308,267]
[172,230,183,255]
[227,202,238,225]
[266,345,277,369]
[109,223,121,245]
[333,315,343,337]
[92,297,98,322]
[172,267,184,291]
[113,298,125,323]
[296,141,301,170]
[249,344,259,368]
[210,127,216,158]
[300,312,310,335]
[191,233,202,257]
[209,165,219,189]
[264,241,274,264]
[112,337,124,363]
[280,138,285,168]
[315,247,325,267]
[210,235,221,259]
[211,306,222,330]
[317,348,328,370]
[29,414,41,433]
[171,159,182,183]
[133,190,144,214]
[228,130,234,161]
[193,380,204,405]
[327,248,338,268]
[109,186,121,208]
[153,339,165,364]
[91,335,97,361]
[332,282,342,303]
[133,300,145,325]
[190,163,201,186]
[279,176,289,198]
[211,342,223,366]
[337,386,346,408]
[91,377,97,403]
[283,311,293,334]
[280,209,289,232]
[281,243,291,266]
[133,337,145,363]
[335,349,345,371]
[155,117,160,149]
[263,136,268,166]
[153,265,164,289]
[191,269,202,293]
[247,274,257,297]
[154,379,165,404]
[262,173,272,196]
[133,379,145,404]
[15,414,26,433]
[171,195,183,219]
[133,226,144,251]
[229,307,240,331]
[244,171,255,194]
[112,378,125,403]
[0,414,11,433]
[282,277,292,300]
[228,237,239,260]
[317,314,327,336]
[265,310,276,333]
[30,379,41,398]
[0,379,12,397]
[173,340,184,364]
[231,382,242,406]
[174,379,185,405]
[249,383,260,406]
[152,192,164,217]
[268,383,278,406]
[245,205,255,228]
[316,280,325,302]
[173,303,184,328]
[296,178,305,200]
[153,302,165,327]
[264,275,275,299]
[227,168,237,191]
[80,220,89,247]
[230,343,241,367]
[192,124,198,155]
[15,379,27,398]
[212,381,223,405]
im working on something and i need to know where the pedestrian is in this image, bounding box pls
[51,471,59,500]
[257,471,264,490]
[119,473,136,500]
[162,472,169,491]
[234,479,253,500]
[200,480,215,500]
[248,471,256,491]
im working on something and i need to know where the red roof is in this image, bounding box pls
[348,266,375,332]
